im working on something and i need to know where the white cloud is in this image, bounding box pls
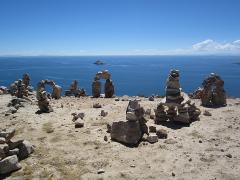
[191,39,240,54]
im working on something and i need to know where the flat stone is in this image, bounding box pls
[0,128,15,141]
[126,112,138,121]
[0,155,21,174]
[147,134,158,144]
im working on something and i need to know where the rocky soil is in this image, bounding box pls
[0,94,240,179]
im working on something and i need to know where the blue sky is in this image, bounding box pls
[0,0,240,55]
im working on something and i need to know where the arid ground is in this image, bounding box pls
[0,94,240,180]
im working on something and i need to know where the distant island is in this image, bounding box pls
[94,60,105,65]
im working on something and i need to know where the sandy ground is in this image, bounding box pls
[0,94,240,180]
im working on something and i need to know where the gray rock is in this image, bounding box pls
[149,126,156,133]
[0,155,21,174]
[7,148,19,156]
[7,107,17,114]
[148,96,154,101]
[18,140,34,160]
[111,120,142,145]
[8,139,24,150]
[0,137,6,144]
[147,134,158,144]
[100,110,108,117]
[126,112,138,121]
[0,144,9,160]
[97,169,105,174]
[156,129,168,139]
[93,103,102,108]
[75,120,84,128]
[0,128,15,141]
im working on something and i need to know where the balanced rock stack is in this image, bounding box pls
[65,80,86,97]
[110,100,148,146]
[201,73,226,107]
[155,70,201,124]
[0,128,34,175]
[92,70,115,98]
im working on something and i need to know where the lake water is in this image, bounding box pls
[0,55,240,97]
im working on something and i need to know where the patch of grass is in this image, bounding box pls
[42,122,54,133]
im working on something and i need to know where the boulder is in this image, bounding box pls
[111,120,142,145]
[18,140,34,160]
[0,155,21,174]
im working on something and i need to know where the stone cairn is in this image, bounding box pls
[200,73,226,107]
[36,80,54,113]
[110,100,148,146]
[65,80,86,97]
[154,70,201,124]
[0,128,34,175]
[92,70,115,98]
[8,73,32,97]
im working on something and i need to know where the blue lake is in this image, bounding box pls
[0,56,240,97]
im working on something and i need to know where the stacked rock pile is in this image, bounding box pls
[155,70,201,124]
[0,128,34,175]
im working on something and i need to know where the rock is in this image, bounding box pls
[115,98,120,101]
[18,140,34,160]
[226,154,232,158]
[156,129,168,139]
[75,121,84,128]
[0,155,21,174]
[142,134,148,141]
[7,107,17,114]
[130,164,135,168]
[104,135,108,141]
[149,126,156,133]
[0,144,9,160]
[203,110,212,116]
[106,123,111,133]
[147,134,158,144]
[126,112,138,121]
[100,110,108,117]
[8,139,24,150]
[148,96,154,101]
[111,121,142,145]
[0,138,6,144]
[77,113,85,119]
[0,129,15,141]
[172,172,175,177]
[93,103,102,108]
[7,148,19,156]
[97,169,105,174]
